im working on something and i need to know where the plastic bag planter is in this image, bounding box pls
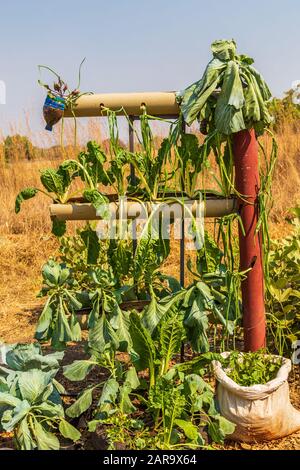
[43,94,65,131]
[213,352,300,442]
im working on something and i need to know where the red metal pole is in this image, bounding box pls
[232,129,266,352]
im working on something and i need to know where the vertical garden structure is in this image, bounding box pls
[58,89,266,352]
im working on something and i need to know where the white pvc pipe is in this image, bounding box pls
[50,198,237,221]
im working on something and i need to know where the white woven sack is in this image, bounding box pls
[212,352,300,442]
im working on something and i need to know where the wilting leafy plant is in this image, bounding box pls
[35,260,82,350]
[59,224,107,285]
[178,39,272,135]
[175,133,205,198]
[87,267,132,352]
[176,40,277,288]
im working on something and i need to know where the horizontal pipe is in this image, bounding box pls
[64,91,179,117]
[49,198,237,221]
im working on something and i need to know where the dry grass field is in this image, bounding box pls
[0,116,299,344]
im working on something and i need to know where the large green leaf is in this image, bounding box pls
[141,290,185,335]
[129,312,156,372]
[2,400,31,431]
[33,419,60,450]
[215,60,245,135]
[133,221,170,289]
[109,307,132,352]
[118,384,136,414]
[18,370,52,403]
[160,310,184,369]
[66,386,96,418]
[184,297,209,353]
[69,312,82,342]
[59,159,80,178]
[15,188,38,214]
[59,419,81,442]
[40,168,67,197]
[124,367,140,390]
[184,374,210,396]
[50,302,74,349]
[15,417,34,450]
[36,402,64,419]
[208,415,235,444]
[89,314,119,352]
[83,189,109,219]
[141,296,168,335]
[179,56,226,126]
[35,299,54,339]
[175,419,199,441]
[64,291,82,311]
[79,141,110,187]
[63,359,98,382]
[80,227,100,265]
[0,392,21,408]
[52,219,66,237]
[5,343,40,369]
[5,343,63,372]
[42,260,70,287]
[87,290,101,329]
[97,378,119,414]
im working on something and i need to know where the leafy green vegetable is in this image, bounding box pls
[222,351,283,386]
[51,219,66,237]
[64,349,139,421]
[40,168,69,197]
[129,311,156,385]
[179,39,272,134]
[3,343,63,372]
[63,358,98,382]
[83,189,109,219]
[80,227,101,265]
[66,386,95,418]
[15,141,112,233]
[15,188,38,213]
[266,208,300,354]
[35,260,82,349]
[59,419,81,442]
[0,345,79,450]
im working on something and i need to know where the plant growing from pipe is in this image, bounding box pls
[38,59,92,145]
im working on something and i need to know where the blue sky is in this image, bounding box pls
[0,0,300,139]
